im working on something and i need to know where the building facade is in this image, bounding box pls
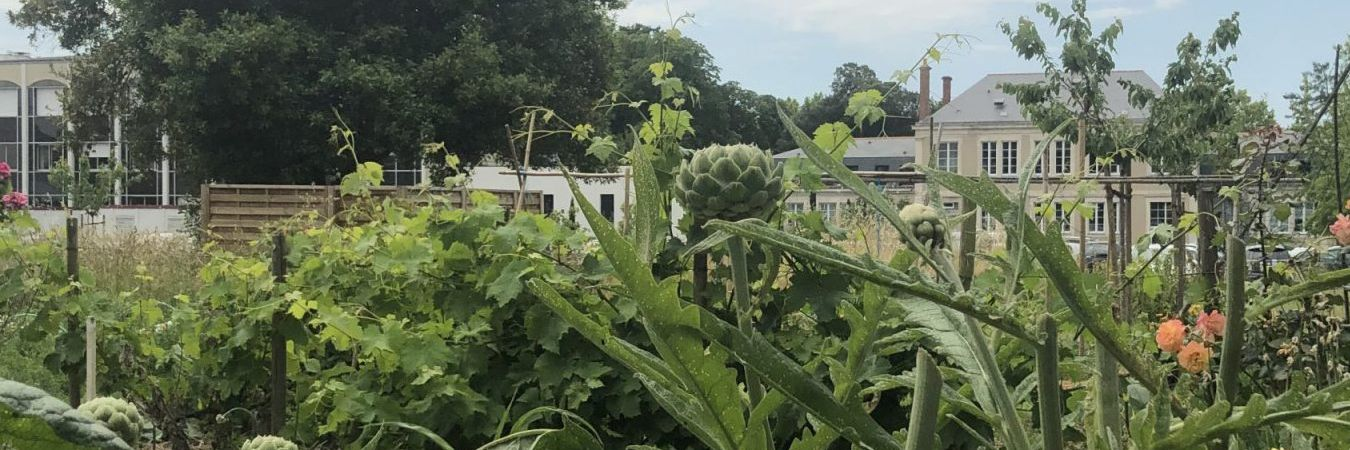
[0,54,186,232]
[913,71,1191,243]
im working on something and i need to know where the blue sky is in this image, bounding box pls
[617,0,1350,124]
[0,0,1343,124]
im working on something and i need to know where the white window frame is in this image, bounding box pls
[937,141,958,172]
[1000,140,1018,176]
[1149,201,1173,228]
[1053,141,1072,174]
[819,202,838,222]
[980,141,997,175]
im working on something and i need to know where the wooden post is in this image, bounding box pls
[269,233,288,434]
[1196,183,1218,291]
[1106,185,1117,282]
[200,184,212,235]
[1076,118,1087,268]
[65,217,82,406]
[1171,185,1187,311]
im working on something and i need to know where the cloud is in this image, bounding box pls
[1087,6,1141,20]
[1154,0,1184,10]
[618,0,1034,43]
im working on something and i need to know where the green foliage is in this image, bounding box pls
[0,379,130,450]
[76,397,143,447]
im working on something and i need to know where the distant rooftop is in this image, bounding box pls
[927,70,1161,125]
[0,52,73,64]
[774,136,916,160]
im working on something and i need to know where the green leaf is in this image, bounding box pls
[0,379,131,450]
[810,122,854,162]
[704,219,1034,342]
[585,137,619,162]
[844,90,886,126]
[486,259,534,305]
[686,307,903,450]
[920,167,1165,396]
[629,143,667,262]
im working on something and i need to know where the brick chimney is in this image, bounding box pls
[918,61,931,119]
[942,76,952,106]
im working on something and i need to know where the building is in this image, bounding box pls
[0,54,187,232]
[913,70,1183,242]
[465,165,687,229]
[773,136,917,221]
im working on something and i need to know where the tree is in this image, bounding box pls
[1287,37,1350,232]
[795,63,919,138]
[606,25,795,152]
[12,0,620,185]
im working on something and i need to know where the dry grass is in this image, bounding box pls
[79,230,204,300]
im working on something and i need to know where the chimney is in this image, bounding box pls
[942,76,952,105]
[918,61,931,119]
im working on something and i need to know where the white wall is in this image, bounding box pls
[467,165,687,231]
[30,208,187,234]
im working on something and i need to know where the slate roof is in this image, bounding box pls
[927,70,1161,125]
[773,136,916,159]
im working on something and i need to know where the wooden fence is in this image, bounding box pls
[201,184,543,247]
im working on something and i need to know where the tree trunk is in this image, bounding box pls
[1197,185,1218,291]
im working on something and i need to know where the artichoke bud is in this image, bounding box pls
[899,203,946,247]
[241,435,301,450]
[676,144,784,222]
[78,397,145,447]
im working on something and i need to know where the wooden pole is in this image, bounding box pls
[1196,184,1218,291]
[65,217,82,406]
[1106,185,1117,283]
[269,233,288,434]
[1076,119,1087,268]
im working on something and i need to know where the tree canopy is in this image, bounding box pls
[795,62,919,138]
[14,0,621,184]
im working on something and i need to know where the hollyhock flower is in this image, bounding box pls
[1155,319,1185,353]
[1177,341,1211,374]
[2,191,27,209]
[1331,214,1350,245]
[1196,310,1226,341]
[0,161,10,180]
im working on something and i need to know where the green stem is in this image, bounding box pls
[905,349,943,450]
[727,236,768,444]
[1038,315,1063,450]
[1219,235,1246,404]
[1095,342,1123,446]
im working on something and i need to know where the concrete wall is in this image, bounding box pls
[467,166,687,231]
[30,207,187,233]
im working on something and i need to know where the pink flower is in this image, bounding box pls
[0,161,10,180]
[2,191,27,209]
[1332,214,1350,246]
[1195,310,1226,341]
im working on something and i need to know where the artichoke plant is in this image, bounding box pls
[77,397,144,447]
[675,144,784,223]
[241,435,299,450]
[898,203,946,247]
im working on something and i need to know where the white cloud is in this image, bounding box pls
[1087,6,1141,20]
[618,0,1035,43]
[1154,0,1184,10]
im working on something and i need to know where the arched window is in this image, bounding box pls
[27,79,64,117]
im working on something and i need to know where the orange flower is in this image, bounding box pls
[1155,319,1185,353]
[1196,310,1226,341]
[1178,341,1211,373]
[1331,214,1350,245]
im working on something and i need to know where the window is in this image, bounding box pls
[874,165,890,172]
[1053,141,1072,174]
[819,202,838,222]
[1033,141,1042,175]
[1269,209,1291,233]
[846,165,859,171]
[600,194,615,222]
[543,194,555,214]
[942,201,959,216]
[1089,161,1122,176]
[1000,141,1019,175]
[980,210,996,231]
[1149,201,1173,227]
[1054,202,1070,232]
[981,141,997,174]
[1293,203,1309,233]
[786,202,804,213]
[937,142,958,172]
[1088,202,1106,233]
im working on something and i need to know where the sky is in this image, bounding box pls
[0,0,1342,125]
[615,0,1350,124]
